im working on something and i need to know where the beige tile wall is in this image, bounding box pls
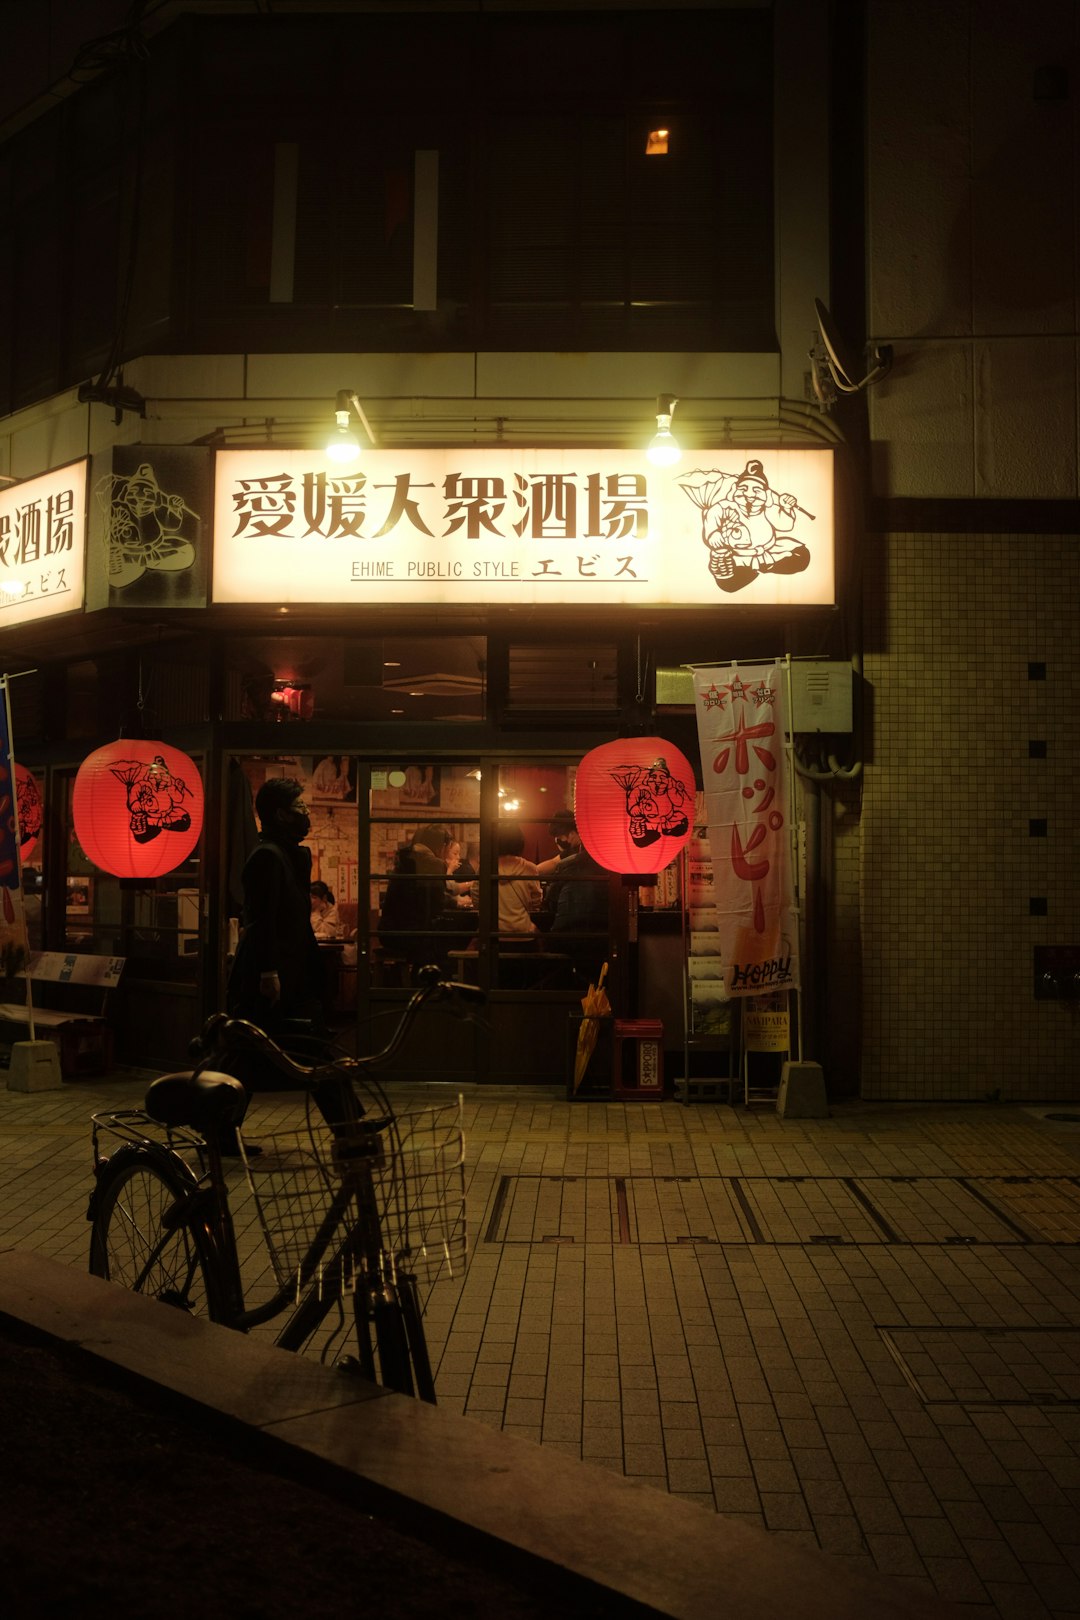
[856,531,1079,1099]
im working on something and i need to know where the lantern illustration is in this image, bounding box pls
[15,764,43,861]
[73,741,204,879]
[575,738,696,875]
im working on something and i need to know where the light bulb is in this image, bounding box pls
[646,416,681,467]
[326,409,361,464]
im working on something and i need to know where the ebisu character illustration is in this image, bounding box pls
[96,462,199,590]
[16,768,43,851]
[109,756,193,844]
[678,460,811,594]
[610,756,691,848]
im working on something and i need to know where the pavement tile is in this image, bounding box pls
[10,1078,1080,1620]
[865,1532,929,1579]
[812,1513,867,1554]
[751,1458,800,1493]
[921,1555,990,1603]
[761,1492,814,1532]
[982,1580,1056,1618]
[1023,1560,1080,1609]
[1001,1521,1072,1564]
[906,1515,967,1559]
[711,1477,762,1514]
[855,1495,907,1535]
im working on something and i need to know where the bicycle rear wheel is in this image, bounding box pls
[89,1150,221,1319]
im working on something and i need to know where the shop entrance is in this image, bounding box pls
[225,753,619,1085]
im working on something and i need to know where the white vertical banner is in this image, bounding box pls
[691,661,800,998]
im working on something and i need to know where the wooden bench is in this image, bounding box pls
[0,952,125,1078]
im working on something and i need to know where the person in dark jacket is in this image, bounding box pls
[540,812,610,986]
[378,823,454,972]
[223,777,325,1147]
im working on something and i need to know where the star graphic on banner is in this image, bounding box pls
[701,684,726,710]
[750,682,775,706]
[727,677,749,704]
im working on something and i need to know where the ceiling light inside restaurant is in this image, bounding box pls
[646,394,681,467]
[646,128,670,155]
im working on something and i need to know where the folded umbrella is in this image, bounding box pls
[573,961,611,1093]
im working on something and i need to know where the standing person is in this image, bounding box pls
[378,823,454,972]
[224,776,325,1148]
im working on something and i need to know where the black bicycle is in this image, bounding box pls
[86,969,483,1402]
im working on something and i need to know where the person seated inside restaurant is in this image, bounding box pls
[496,821,543,942]
[378,822,455,973]
[444,838,478,909]
[309,879,344,939]
[538,811,610,985]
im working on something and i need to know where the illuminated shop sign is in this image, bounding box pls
[213,448,835,608]
[0,460,87,625]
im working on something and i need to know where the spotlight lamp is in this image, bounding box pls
[646,393,681,467]
[325,388,378,464]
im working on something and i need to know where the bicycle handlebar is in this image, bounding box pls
[193,967,484,1089]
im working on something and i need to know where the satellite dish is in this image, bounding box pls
[813,299,893,394]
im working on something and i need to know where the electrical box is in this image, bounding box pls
[790,661,853,733]
[657,662,854,733]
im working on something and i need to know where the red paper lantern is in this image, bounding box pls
[575,738,696,875]
[15,764,43,861]
[73,741,204,879]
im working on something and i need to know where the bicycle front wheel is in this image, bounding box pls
[89,1151,221,1319]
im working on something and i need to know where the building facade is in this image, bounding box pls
[0,1,1075,1098]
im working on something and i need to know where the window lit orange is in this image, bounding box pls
[645,128,670,155]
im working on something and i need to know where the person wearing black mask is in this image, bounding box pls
[223,777,325,1149]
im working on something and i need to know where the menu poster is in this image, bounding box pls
[691,981,733,1037]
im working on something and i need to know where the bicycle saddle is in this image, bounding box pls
[146,1070,247,1132]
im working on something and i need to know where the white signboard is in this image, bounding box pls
[0,460,88,626]
[213,447,834,608]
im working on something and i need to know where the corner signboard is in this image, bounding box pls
[0,460,88,627]
[212,447,835,608]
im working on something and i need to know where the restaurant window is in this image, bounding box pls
[227,755,362,1024]
[368,761,481,986]
[225,636,486,724]
[505,644,619,716]
[60,767,202,982]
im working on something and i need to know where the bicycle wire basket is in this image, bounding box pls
[238,1095,466,1307]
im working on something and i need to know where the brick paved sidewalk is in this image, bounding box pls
[3,1069,1080,1619]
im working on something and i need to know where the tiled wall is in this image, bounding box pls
[856,531,1079,1099]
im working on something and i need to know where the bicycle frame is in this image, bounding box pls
[89,969,479,1381]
